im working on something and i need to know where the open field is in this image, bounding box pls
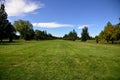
[0,40,120,80]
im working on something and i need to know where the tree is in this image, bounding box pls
[98,21,120,44]
[81,26,89,41]
[0,4,15,42]
[103,22,120,43]
[35,30,45,40]
[103,22,113,43]
[99,31,105,43]
[115,23,120,40]
[14,20,34,40]
[63,34,69,40]
[34,30,55,40]
[72,29,77,41]
[34,30,42,40]
[63,29,77,41]
[95,36,99,43]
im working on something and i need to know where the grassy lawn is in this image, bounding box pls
[0,40,120,80]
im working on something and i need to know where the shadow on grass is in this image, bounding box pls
[0,40,23,45]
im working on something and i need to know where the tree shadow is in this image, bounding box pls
[0,40,22,45]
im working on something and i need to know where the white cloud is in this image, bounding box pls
[78,25,89,29]
[32,22,73,28]
[5,0,44,16]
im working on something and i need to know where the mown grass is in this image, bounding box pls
[0,40,120,80]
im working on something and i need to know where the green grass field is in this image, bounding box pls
[0,40,120,80]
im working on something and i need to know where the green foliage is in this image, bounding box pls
[95,36,99,43]
[0,40,120,80]
[99,22,120,43]
[0,4,15,42]
[99,31,105,41]
[81,26,89,41]
[115,23,120,40]
[34,30,56,40]
[63,29,77,41]
[14,20,34,40]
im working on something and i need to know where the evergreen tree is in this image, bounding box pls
[63,29,77,41]
[34,30,55,40]
[71,29,77,41]
[81,26,89,41]
[0,3,15,42]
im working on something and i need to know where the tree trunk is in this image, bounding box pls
[9,34,13,42]
[111,40,114,44]
[0,35,3,42]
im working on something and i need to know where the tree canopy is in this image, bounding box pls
[0,4,15,42]
[98,21,120,43]
[81,26,89,41]
[63,29,77,41]
[34,30,55,40]
[14,20,34,40]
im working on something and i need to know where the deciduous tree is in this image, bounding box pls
[98,21,120,43]
[14,20,34,40]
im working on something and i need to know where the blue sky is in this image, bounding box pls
[4,0,120,37]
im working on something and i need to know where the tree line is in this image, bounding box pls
[96,21,120,44]
[14,19,58,40]
[1,4,120,43]
[14,19,91,41]
[0,2,89,42]
[0,4,56,42]
[63,27,91,41]
[63,29,78,41]
[0,3,93,42]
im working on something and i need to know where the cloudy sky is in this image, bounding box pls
[3,0,120,37]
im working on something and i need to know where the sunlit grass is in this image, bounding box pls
[0,40,120,80]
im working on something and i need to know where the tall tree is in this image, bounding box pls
[81,26,89,41]
[98,21,120,43]
[103,22,119,43]
[14,20,34,40]
[71,29,77,41]
[0,3,15,42]
[103,22,113,43]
